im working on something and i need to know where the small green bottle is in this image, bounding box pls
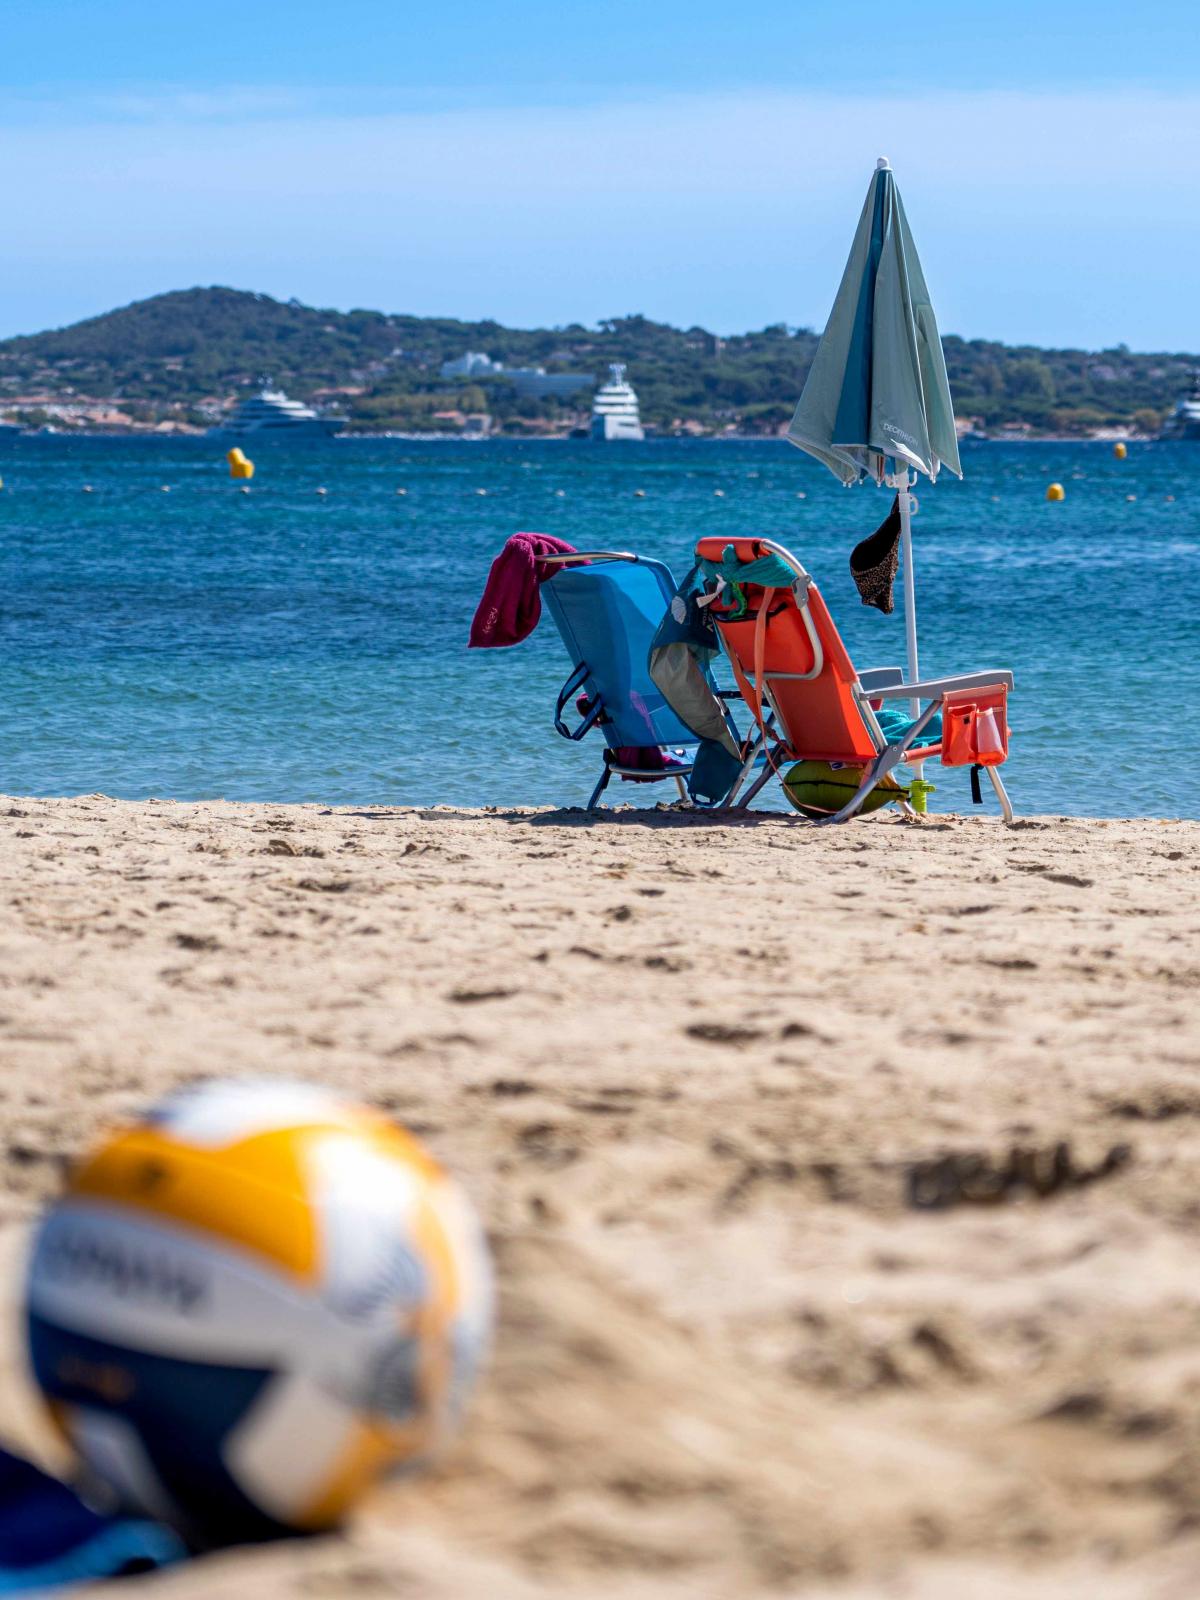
[909,778,936,815]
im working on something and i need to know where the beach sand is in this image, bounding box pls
[0,796,1198,1597]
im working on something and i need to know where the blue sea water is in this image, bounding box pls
[0,435,1197,817]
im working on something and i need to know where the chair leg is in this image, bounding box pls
[674,774,689,802]
[816,709,940,827]
[726,738,762,806]
[986,764,1015,825]
[587,765,613,810]
[737,763,776,808]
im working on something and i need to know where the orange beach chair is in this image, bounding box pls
[694,536,1015,824]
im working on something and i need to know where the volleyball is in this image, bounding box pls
[24,1080,492,1544]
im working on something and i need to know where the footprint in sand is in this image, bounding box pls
[686,1022,767,1046]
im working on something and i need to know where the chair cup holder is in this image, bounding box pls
[940,685,1009,768]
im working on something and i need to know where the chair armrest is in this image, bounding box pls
[864,670,1014,702]
[858,666,906,691]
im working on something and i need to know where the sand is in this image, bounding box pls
[0,795,1198,1597]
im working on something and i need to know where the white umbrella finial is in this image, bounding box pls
[876,156,891,170]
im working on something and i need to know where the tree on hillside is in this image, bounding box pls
[0,289,1192,437]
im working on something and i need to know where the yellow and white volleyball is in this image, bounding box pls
[23,1080,492,1545]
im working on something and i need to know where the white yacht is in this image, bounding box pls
[208,385,339,439]
[590,363,644,441]
[1161,373,1200,441]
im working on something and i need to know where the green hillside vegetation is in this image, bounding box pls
[0,287,1190,436]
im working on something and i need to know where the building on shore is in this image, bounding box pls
[440,352,593,401]
[440,352,499,379]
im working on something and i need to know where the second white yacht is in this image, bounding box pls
[590,364,645,441]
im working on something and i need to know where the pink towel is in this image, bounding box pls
[469,533,581,648]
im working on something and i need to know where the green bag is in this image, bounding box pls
[782,760,908,820]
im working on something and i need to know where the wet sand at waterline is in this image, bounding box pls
[0,797,1197,1598]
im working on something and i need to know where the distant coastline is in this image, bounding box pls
[0,286,1191,442]
[0,428,1169,446]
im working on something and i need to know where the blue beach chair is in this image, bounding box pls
[541,550,738,809]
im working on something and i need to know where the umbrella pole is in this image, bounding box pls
[892,467,928,806]
[896,469,920,719]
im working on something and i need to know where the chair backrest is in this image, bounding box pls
[693,536,878,765]
[542,557,698,749]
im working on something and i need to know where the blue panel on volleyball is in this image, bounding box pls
[27,1315,283,1547]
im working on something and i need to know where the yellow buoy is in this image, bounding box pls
[1046,482,1065,502]
[226,448,254,481]
[1113,442,1127,460]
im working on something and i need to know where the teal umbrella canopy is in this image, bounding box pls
[788,161,961,487]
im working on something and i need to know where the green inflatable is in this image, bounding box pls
[782,760,908,821]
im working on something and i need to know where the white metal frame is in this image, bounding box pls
[706,538,1017,825]
[588,758,691,810]
[539,550,640,568]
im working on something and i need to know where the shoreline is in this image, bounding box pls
[1,796,1198,1595]
[0,430,1164,446]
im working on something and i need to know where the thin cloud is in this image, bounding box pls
[0,88,1195,348]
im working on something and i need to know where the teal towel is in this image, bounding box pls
[876,704,942,750]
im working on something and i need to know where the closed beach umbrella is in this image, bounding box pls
[788,158,960,707]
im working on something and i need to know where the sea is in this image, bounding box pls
[1,434,1197,818]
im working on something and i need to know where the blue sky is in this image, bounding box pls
[2,0,1197,348]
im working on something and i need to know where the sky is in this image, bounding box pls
[1,0,1197,349]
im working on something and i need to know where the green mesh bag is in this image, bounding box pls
[782,760,908,820]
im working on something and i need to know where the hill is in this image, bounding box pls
[0,287,1191,437]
